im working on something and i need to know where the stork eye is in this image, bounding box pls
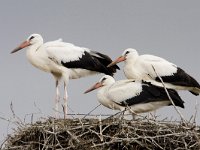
[29,36,34,40]
[101,77,107,82]
[125,51,130,55]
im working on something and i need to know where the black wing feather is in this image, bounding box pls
[156,67,200,88]
[91,51,120,73]
[61,51,119,76]
[119,81,184,108]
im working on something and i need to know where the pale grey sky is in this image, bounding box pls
[0,0,200,144]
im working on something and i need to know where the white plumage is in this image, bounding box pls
[11,34,119,118]
[122,49,177,79]
[108,48,200,95]
[84,75,184,119]
[46,41,89,63]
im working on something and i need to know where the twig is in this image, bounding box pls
[99,115,103,141]
[151,65,186,123]
[193,100,199,124]
[66,104,76,119]
[66,130,80,143]
[9,102,24,126]
[62,105,66,119]
[82,104,102,119]
[10,102,15,118]
[0,116,13,123]
[103,110,124,120]
[34,101,42,114]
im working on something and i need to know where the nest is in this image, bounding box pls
[3,116,200,150]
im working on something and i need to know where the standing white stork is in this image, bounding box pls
[108,48,200,96]
[11,33,119,118]
[84,75,184,119]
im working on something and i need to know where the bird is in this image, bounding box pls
[107,48,200,96]
[84,75,184,119]
[11,33,119,118]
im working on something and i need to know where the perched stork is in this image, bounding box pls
[11,34,119,118]
[108,48,200,96]
[84,75,184,119]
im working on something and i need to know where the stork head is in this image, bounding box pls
[11,33,43,54]
[107,48,138,67]
[122,48,138,58]
[84,75,115,93]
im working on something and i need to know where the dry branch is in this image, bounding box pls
[3,117,200,150]
[151,65,186,122]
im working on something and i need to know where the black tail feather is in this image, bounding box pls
[91,51,120,76]
[156,67,200,89]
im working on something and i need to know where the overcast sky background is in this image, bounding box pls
[0,0,200,144]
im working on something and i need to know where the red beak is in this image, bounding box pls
[84,82,103,94]
[11,41,31,54]
[107,56,126,67]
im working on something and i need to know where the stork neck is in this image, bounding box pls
[125,53,138,65]
[123,54,140,79]
[97,85,109,103]
[26,42,43,64]
[28,42,43,52]
[26,42,43,57]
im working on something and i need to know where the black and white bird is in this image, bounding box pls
[84,75,184,118]
[11,34,119,118]
[108,48,200,96]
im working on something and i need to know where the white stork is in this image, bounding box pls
[84,75,184,119]
[11,34,119,118]
[108,48,200,96]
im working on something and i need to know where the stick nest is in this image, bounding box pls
[3,117,200,150]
